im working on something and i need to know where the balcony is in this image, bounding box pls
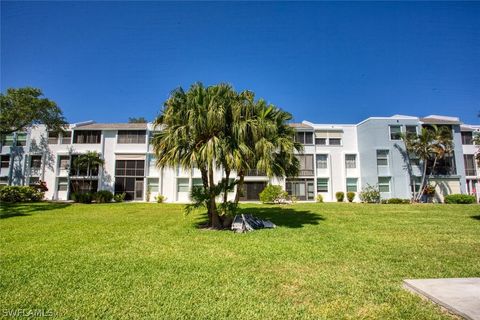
[298,169,315,176]
[465,169,477,176]
[246,169,266,176]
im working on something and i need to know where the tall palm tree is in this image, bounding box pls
[73,151,104,192]
[403,125,454,202]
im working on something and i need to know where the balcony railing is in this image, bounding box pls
[298,169,315,176]
[465,169,477,176]
[246,169,266,176]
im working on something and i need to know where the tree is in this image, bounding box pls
[72,151,104,192]
[0,87,67,135]
[128,117,148,123]
[402,125,454,202]
[152,82,300,229]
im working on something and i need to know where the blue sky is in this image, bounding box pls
[1,1,479,124]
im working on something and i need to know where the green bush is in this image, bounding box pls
[95,190,113,203]
[0,186,44,203]
[384,198,410,204]
[156,195,166,203]
[114,192,126,203]
[444,194,476,204]
[346,192,355,202]
[259,185,288,204]
[335,192,344,202]
[71,192,94,204]
[359,184,381,203]
[316,194,323,203]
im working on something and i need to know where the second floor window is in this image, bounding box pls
[48,132,59,144]
[16,133,27,146]
[295,132,313,145]
[58,156,70,170]
[30,155,42,169]
[315,138,326,145]
[0,155,10,168]
[117,130,146,144]
[297,154,314,175]
[328,138,342,146]
[61,131,72,144]
[377,150,389,166]
[345,154,357,169]
[390,126,402,140]
[461,132,473,145]
[316,154,328,169]
[2,134,14,146]
[73,130,101,144]
[464,154,476,176]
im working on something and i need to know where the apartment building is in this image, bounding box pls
[0,115,478,202]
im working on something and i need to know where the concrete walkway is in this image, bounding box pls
[404,278,480,320]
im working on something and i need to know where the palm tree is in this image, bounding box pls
[73,151,104,192]
[402,125,454,202]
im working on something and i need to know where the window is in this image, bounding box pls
[48,131,59,144]
[177,178,189,192]
[117,130,147,144]
[30,155,42,169]
[389,125,402,140]
[406,126,418,138]
[1,155,10,168]
[346,178,358,192]
[295,132,314,145]
[378,177,391,192]
[192,178,204,188]
[29,177,40,185]
[376,150,389,166]
[57,177,68,191]
[58,156,70,170]
[2,134,14,146]
[73,130,101,144]
[115,160,145,177]
[316,154,328,169]
[461,132,473,145]
[328,138,341,146]
[316,178,328,193]
[464,154,477,176]
[345,154,356,169]
[411,176,422,193]
[15,133,27,146]
[61,131,72,144]
[286,179,315,200]
[408,152,420,166]
[315,138,326,145]
[147,178,159,192]
[297,154,314,175]
[0,176,8,185]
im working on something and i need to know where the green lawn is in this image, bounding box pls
[1,202,479,319]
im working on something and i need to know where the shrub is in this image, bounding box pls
[444,194,476,204]
[385,198,410,204]
[359,184,381,203]
[346,192,355,202]
[316,194,323,203]
[114,192,126,203]
[95,190,113,203]
[71,192,94,204]
[259,185,288,204]
[156,195,166,203]
[0,186,44,203]
[335,192,344,202]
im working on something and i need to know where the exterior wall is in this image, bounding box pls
[1,115,477,203]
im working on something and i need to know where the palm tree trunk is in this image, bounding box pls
[208,163,221,229]
[223,169,230,205]
[200,167,211,224]
[234,172,245,206]
[416,160,428,202]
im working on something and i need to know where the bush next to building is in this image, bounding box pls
[381,198,410,204]
[444,194,476,204]
[259,185,288,204]
[114,193,126,203]
[95,190,114,203]
[335,192,345,202]
[316,194,323,203]
[346,192,355,202]
[359,184,381,203]
[0,186,45,203]
[71,192,94,204]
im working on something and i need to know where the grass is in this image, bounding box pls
[1,202,479,319]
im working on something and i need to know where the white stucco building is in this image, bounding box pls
[1,115,478,202]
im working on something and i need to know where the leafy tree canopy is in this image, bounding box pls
[128,117,148,123]
[0,87,67,135]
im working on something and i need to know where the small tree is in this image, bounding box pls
[359,184,381,203]
[73,151,104,192]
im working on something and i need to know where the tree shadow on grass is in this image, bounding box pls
[0,202,71,219]
[471,215,480,221]
[193,205,325,229]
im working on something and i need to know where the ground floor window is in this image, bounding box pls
[57,177,68,191]
[177,178,189,192]
[378,177,391,193]
[114,177,144,200]
[286,179,315,200]
[70,179,98,197]
[346,178,358,192]
[316,178,328,193]
[147,178,159,192]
